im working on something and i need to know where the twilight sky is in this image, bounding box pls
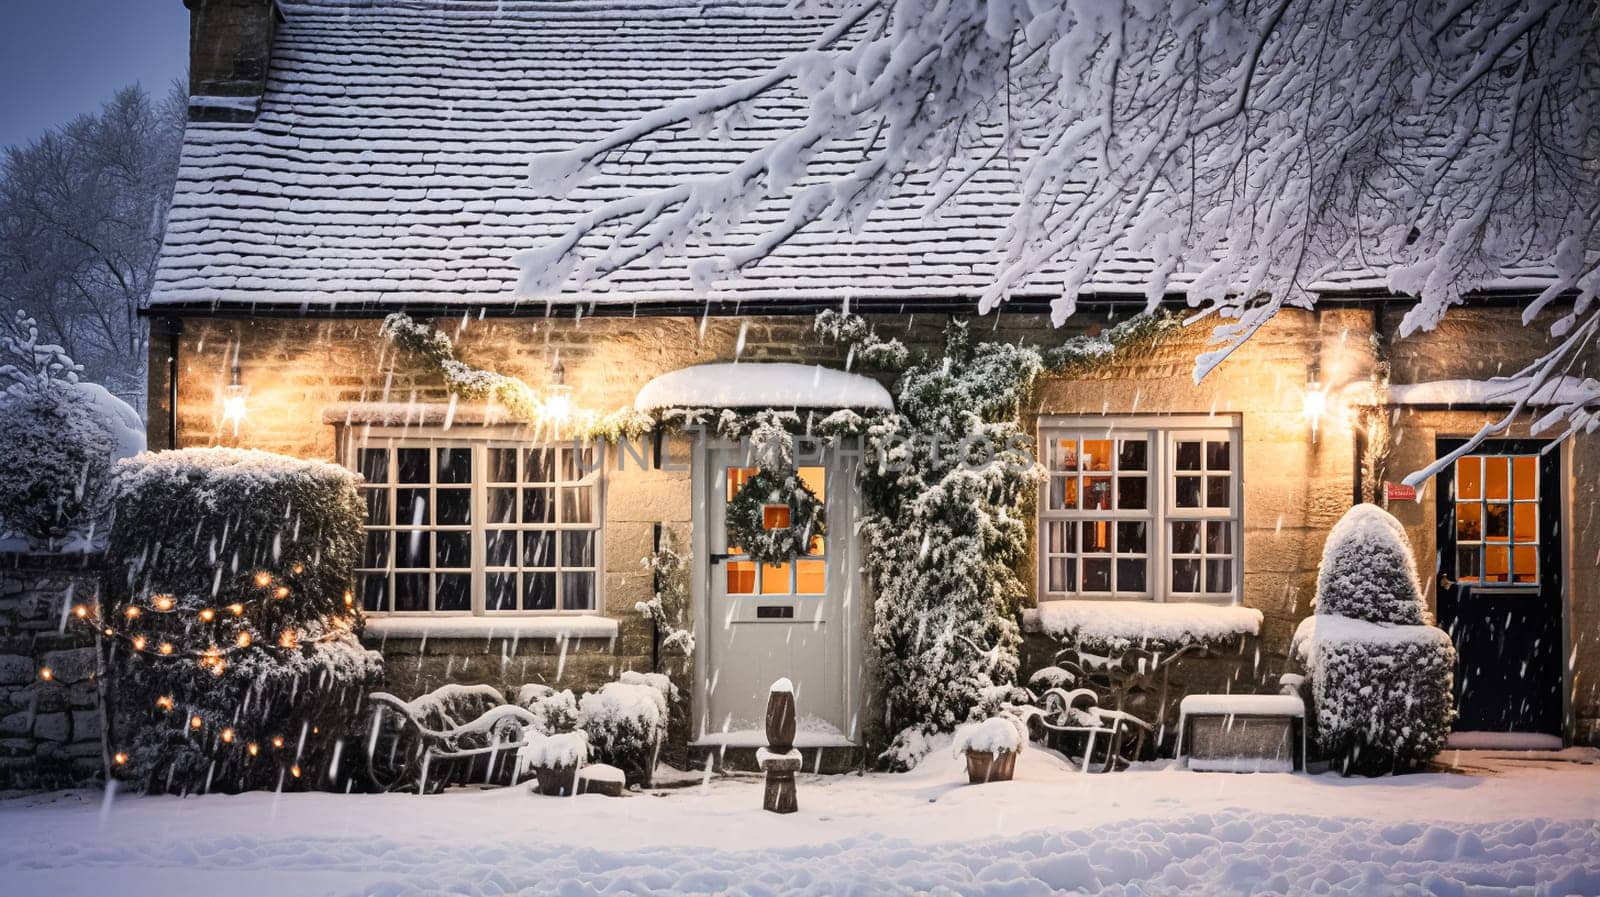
[0,0,189,151]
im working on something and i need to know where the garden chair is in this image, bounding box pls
[1031,686,1154,773]
[363,685,539,793]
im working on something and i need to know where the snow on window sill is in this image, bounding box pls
[1022,599,1262,652]
[363,615,618,640]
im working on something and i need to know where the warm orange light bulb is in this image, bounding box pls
[198,608,216,622]
[157,642,174,656]
[236,631,253,648]
[156,695,174,711]
[229,603,245,616]
[343,591,354,607]
[254,572,272,588]
[278,631,297,649]
[189,715,203,730]
[72,604,89,619]
[38,667,53,682]
[113,752,128,765]
[291,563,304,575]
[131,636,147,651]
[153,595,175,612]
[220,727,235,743]
[124,606,141,620]
[290,765,302,778]
[247,742,259,757]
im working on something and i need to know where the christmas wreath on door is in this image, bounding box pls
[725,466,826,566]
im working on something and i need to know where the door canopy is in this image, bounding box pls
[633,363,893,413]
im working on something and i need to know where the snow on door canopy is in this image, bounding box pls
[634,363,892,412]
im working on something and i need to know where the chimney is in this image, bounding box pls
[184,0,282,123]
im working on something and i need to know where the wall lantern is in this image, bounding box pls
[221,349,249,435]
[1302,379,1329,436]
[543,355,573,425]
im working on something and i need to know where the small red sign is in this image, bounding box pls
[1385,482,1417,502]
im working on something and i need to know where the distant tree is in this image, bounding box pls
[518,0,1598,473]
[0,85,184,406]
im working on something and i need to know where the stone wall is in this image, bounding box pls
[0,554,104,789]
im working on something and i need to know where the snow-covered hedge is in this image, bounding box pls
[1314,504,1426,625]
[517,684,582,735]
[579,681,667,787]
[1297,504,1454,775]
[102,448,381,793]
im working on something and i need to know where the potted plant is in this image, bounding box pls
[953,715,1027,783]
[518,731,589,796]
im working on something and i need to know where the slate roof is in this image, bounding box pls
[149,0,1553,314]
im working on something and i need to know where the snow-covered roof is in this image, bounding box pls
[1383,376,1599,407]
[150,0,1558,313]
[634,363,892,412]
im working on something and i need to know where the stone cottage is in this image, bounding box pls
[142,0,1598,763]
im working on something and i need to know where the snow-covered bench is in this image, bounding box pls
[1175,693,1307,773]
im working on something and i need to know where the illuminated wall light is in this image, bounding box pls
[221,349,249,435]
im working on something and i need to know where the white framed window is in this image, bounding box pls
[353,434,601,615]
[1038,417,1241,603]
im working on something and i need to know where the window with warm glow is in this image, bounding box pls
[353,437,601,614]
[1453,454,1538,585]
[724,465,828,597]
[1038,419,1241,602]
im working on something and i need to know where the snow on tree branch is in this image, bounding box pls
[517,0,1599,466]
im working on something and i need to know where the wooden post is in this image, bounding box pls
[759,679,801,814]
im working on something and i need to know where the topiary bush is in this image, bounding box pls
[100,448,384,794]
[1314,503,1426,624]
[1296,503,1454,776]
[579,681,667,788]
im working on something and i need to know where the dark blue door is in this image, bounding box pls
[1434,439,1563,736]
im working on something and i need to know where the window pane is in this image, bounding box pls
[435,532,471,569]
[798,466,826,501]
[1172,559,1201,593]
[1175,476,1201,508]
[524,448,556,483]
[763,505,792,530]
[488,448,518,483]
[522,488,554,523]
[1083,477,1113,511]
[525,572,557,610]
[485,530,517,567]
[488,488,516,524]
[486,573,518,611]
[396,488,429,525]
[561,531,595,568]
[1082,521,1112,553]
[726,466,755,501]
[1047,557,1074,592]
[1082,558,1111,591]
[1115,521,1147,554]
[362,532,390,569]
[1455,546,1481,582]
[1512,456,1536,501]
[796,560,826,594]
[1049,476,1079,510]
[358,448,389,484]
[1205,476,1231,509]
[727,561,756,594]
[364,488,389,525]
[436,574,470,611]
[1083,439,1113,472]
[1485,546,1510,583]
[1512,505,1536,543]
[1049,438,1079,471]
[436,447,472,484]
[393,573,428,611]
[1116,476,1148,510]
[1485,504,1509,541]
[1205,559,1233,593]
[760,563,792,594]
[561,446,596,482]
[1455,503,1482,541]
[1206,441,1231,472]
[1046,520,1075,554]
[1176,441,1202,471]
[1117,440,1148,471]
[395,531,429,568]
[1456,457,1482,500]
[436,488,471,525]
[562,487,594,524]
[1116,558,1147,593]
[397,448,429,484]
[1171,521,1202,554]
[1513,546,1537,583]
[1206,521,1232,554]
[1484,457,1509,500]
[522,531,555,567]
[562,572,596,610]
[360,574,387,612]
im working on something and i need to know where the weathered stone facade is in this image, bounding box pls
[146,304,1600,750]
[0,554,105,789]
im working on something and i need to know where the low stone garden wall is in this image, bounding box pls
[0,552,104,789]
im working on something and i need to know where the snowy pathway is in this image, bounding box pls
[2,748,1597,897]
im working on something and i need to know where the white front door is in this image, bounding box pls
[695,441,860,746]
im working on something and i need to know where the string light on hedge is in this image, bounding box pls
[220,728,235,743]
[38,667,53,682]
[189,715,203,731]
[158,642,175,656]
[72,604,90,620]
[198,608,216,623]
[270,735,285,750]
[278,630,298,649]
[247,742,259,757]
[152,594,175,612]
[253,571,273,588]
[131,636,146,652]
[229,603,245,616]
[113,752,128,766]
[156,695,175,712]
[124,606,140,620]
[274,586,290,600]
[236,631,252,648]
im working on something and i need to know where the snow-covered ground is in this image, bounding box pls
[2,746,1597,897]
